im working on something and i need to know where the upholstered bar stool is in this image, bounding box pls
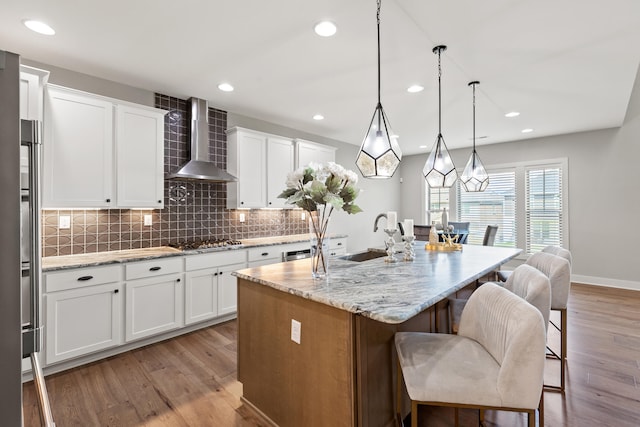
[397,283,546,427]
[526,251,571,392]
[497,245,572,282]
[449,264,551,335]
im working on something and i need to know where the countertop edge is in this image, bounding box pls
[42,233,348,272]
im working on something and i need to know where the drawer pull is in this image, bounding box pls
[77,275,93,281]
[176,278,181,282]
[261,252,269,256]
[106,198,111,203]
[214,272,219,276]
[337,242,343,246]
[149,266,162,271]
[114,289,119,294]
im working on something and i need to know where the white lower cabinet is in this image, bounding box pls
[185,251,246,324]
[329,237,348,257]
[44,265,123,364]
[125,258,184,342]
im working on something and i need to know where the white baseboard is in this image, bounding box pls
[571,274,640,292]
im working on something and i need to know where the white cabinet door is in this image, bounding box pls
[184,267,218,325]
[227,129,267,208]
[125,273,184,342]
[295,139,336,168]
[43,86,114,208]
[218,262,245,315]
[267,137,294,208]
[116,105,166,208]
[20,66,48,120]
[45,283,122,364]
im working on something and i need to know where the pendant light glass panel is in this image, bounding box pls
[461,151,489,191]
[356,0,401,179]
[461,80,489,192]
[423,45,457,188]
[356,104,401,178]
[423,134,457,187]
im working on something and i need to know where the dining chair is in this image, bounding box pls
[482,225,499,246]
[525,251,571,392]
[397,283,546,427]
[413,225,431,241]
[448,221,470,244]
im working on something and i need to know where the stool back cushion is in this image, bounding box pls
[542,245,572,268]
[526,252,571,309]
[458,283,546,408]
[505,264,551,332]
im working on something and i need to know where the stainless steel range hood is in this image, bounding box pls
[166,97,237,182]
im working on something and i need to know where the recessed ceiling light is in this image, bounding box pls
[23,19,55,35]
[313,114,324,121]
[407,85,424,93]
[419,145,427,149]
[521,128,533,133]
[314,21,337,37]
[217,83,234,92]
[505,111,520,118]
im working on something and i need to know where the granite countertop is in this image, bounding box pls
[41,233,347,271]
[234,244,521,324]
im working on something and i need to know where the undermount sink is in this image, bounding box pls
[339,249,387,262]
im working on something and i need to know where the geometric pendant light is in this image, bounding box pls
[423,45,458,188]
[356,0,402,179]
[460,81,489,192]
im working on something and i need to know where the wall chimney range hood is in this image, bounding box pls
[166,97,238,182]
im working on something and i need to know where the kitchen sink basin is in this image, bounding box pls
[339,249,387,262]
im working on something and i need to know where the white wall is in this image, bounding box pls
[399,67,640,290]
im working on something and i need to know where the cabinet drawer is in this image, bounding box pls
[125,257,183,280]
[185,250,247,271]
[45,264,122,293]
[330,238,347,250]
[247,246,282,262]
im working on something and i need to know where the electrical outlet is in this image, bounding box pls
[239,213,246,223]
[143,214,153,226]
[291,319,301,344]
[59,215,71,229]
[301,212,306,221]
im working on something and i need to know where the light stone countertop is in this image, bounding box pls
[41,233,347,271]
[234,244,521,324]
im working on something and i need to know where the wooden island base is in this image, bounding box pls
[237,278,458,427]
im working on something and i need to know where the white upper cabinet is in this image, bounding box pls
[295,138,336,168]
[43,85,166,209]
[20,65,49,120]
[227,127,294,209]
[43,86,114,208]
[267,136,294,208]
[116,105,165,208]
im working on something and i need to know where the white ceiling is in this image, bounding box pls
[2,0,640,155]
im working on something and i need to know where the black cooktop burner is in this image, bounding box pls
[168,238,243,251]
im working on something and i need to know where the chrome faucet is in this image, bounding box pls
[373,213,387,232]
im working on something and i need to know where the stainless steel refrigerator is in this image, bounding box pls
[1,49,54,426]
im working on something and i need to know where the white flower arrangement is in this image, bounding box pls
[279,162,362,277]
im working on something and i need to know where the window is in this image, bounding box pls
[526,166,563,253]
[425,158,568,257]
[426,187,449,225]
[457,170,516,247]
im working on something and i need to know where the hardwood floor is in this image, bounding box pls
[23,283,640,426]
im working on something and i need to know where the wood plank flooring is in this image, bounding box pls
[23,283,640,426]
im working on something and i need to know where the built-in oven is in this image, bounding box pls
[282,248,312,262]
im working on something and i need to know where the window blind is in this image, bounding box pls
[525,166,563,254]
[457,170,516,246]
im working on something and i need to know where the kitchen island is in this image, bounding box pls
[234,244,521,427]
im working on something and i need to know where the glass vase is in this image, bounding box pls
[309,214,330,279]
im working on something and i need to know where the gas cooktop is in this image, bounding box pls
[168,238,243,251]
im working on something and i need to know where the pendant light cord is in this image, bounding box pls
[438,48,442,134]
[377,0,381,106]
